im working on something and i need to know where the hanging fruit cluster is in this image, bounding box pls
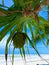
[12,32,26,48]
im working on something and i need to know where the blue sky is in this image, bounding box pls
[0,0,49,54]
[0,0,13,7]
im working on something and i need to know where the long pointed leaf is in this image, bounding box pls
[12,47,15,65]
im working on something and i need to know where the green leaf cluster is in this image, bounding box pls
[0,0,49,65]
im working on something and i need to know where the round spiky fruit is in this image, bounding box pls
[12,32,26,48]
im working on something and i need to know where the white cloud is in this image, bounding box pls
[0,34,10,47]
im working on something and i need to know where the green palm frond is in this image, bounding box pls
[0,0,49,65]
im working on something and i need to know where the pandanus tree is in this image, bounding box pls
[0,0,49,65]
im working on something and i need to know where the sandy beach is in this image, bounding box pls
[0,54,49,65]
